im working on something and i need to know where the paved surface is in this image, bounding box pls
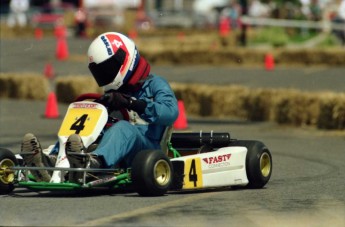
[0,99,344,226]
[0,37,345,226]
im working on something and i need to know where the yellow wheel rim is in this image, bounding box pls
[260,152,271,178]
[154,160,171,186]
[0,158,15,184]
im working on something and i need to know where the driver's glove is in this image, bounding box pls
[104,92,147,114]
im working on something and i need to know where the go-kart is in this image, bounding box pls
[0,93,272,196]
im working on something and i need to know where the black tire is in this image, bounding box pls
[0,148,18,194]
[230,140,272,189]
[131,150,173,196]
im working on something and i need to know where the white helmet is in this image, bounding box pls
[88,32,140,91]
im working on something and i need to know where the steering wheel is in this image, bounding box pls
[74,93,129,121]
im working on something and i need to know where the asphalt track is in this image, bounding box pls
[0,37,345,226]
[0,99,344,226]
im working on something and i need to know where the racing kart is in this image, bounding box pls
[0,93,272,196]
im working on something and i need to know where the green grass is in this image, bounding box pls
[248,26,333,47]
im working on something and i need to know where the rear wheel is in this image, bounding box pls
[0,148,18,194]
[230,140,272,188]
[131,150,173,196]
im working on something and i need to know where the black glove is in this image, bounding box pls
[106,92,130,111]
[100,92,147,114]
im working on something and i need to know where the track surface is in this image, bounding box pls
[0,37,345,226]
[0,100,344,226]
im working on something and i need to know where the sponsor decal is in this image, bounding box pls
[72,103,98,109]
[101,35,113,55]
[203,154,231,164]
[203,154,231,168]
[208,162,231,168]
[129,49,137,71]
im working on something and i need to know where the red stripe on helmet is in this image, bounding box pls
[105,34,129,75]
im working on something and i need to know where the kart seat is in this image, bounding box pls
[160,125,173,155]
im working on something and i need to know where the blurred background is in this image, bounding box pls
[0,0,344,130]
[0,0,344,48]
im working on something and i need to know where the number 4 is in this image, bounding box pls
[70,114,88,134]
[189,159,198,187]
[184,158,202,189]
[112,40,122,48]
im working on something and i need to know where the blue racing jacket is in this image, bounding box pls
[128,74,178,142]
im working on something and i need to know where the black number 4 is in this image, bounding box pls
[189,159,198,187]
[70,114,88,134]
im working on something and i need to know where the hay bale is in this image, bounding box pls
[276,49,345,66]
[0,73,48,100]
[211,85,250,118]
[170,82,188,100]
[178,84,206,116]
[273,89,321,126]
[0,75,10,97]
[317,93,345,129]
[244,88,277,121]
[56,76,101,103]
[140,39,345,66]
[333,95,345,129]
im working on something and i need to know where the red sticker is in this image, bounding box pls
[106,34,129,75]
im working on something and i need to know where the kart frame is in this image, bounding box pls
[0,93,272,196]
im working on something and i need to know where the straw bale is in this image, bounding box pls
[0,75,10,97]
[273,89,321,126]
[244,88,277,121]
[317,93,345,129]
[178,84,207,115]
[277,49,345,66]
[0,73,48,100]
[55,76,101,103]
[210,85,250,118]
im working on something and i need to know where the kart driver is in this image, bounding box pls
[20,32,179,183]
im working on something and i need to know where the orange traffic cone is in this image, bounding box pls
[34,28,43,40]
[54,24,67,39]
[265,53,275,71]
[43,63,54,79]
[177,32,185,42]
[56,37,69,60]
[219,17,231,37]
[45,92,59,119]
[173,100,188,130]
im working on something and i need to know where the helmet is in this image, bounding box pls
[88,32,140,91]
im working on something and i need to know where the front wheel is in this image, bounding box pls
[230,140,272,188]
[131,150,173,196]
[0,148,18,194]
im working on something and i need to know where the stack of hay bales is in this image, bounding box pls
[55,76,102,103]
[170,83,345,130]
[0,73,48,100]
[273,90,321,126]
[317,93,345,129]
[1,73,344,130]
[276,49,345,66]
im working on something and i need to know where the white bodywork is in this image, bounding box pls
[15,100,251,188]
[50,101,108,183]
[171,147,249,190]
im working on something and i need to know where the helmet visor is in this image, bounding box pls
[88,49,126,87]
